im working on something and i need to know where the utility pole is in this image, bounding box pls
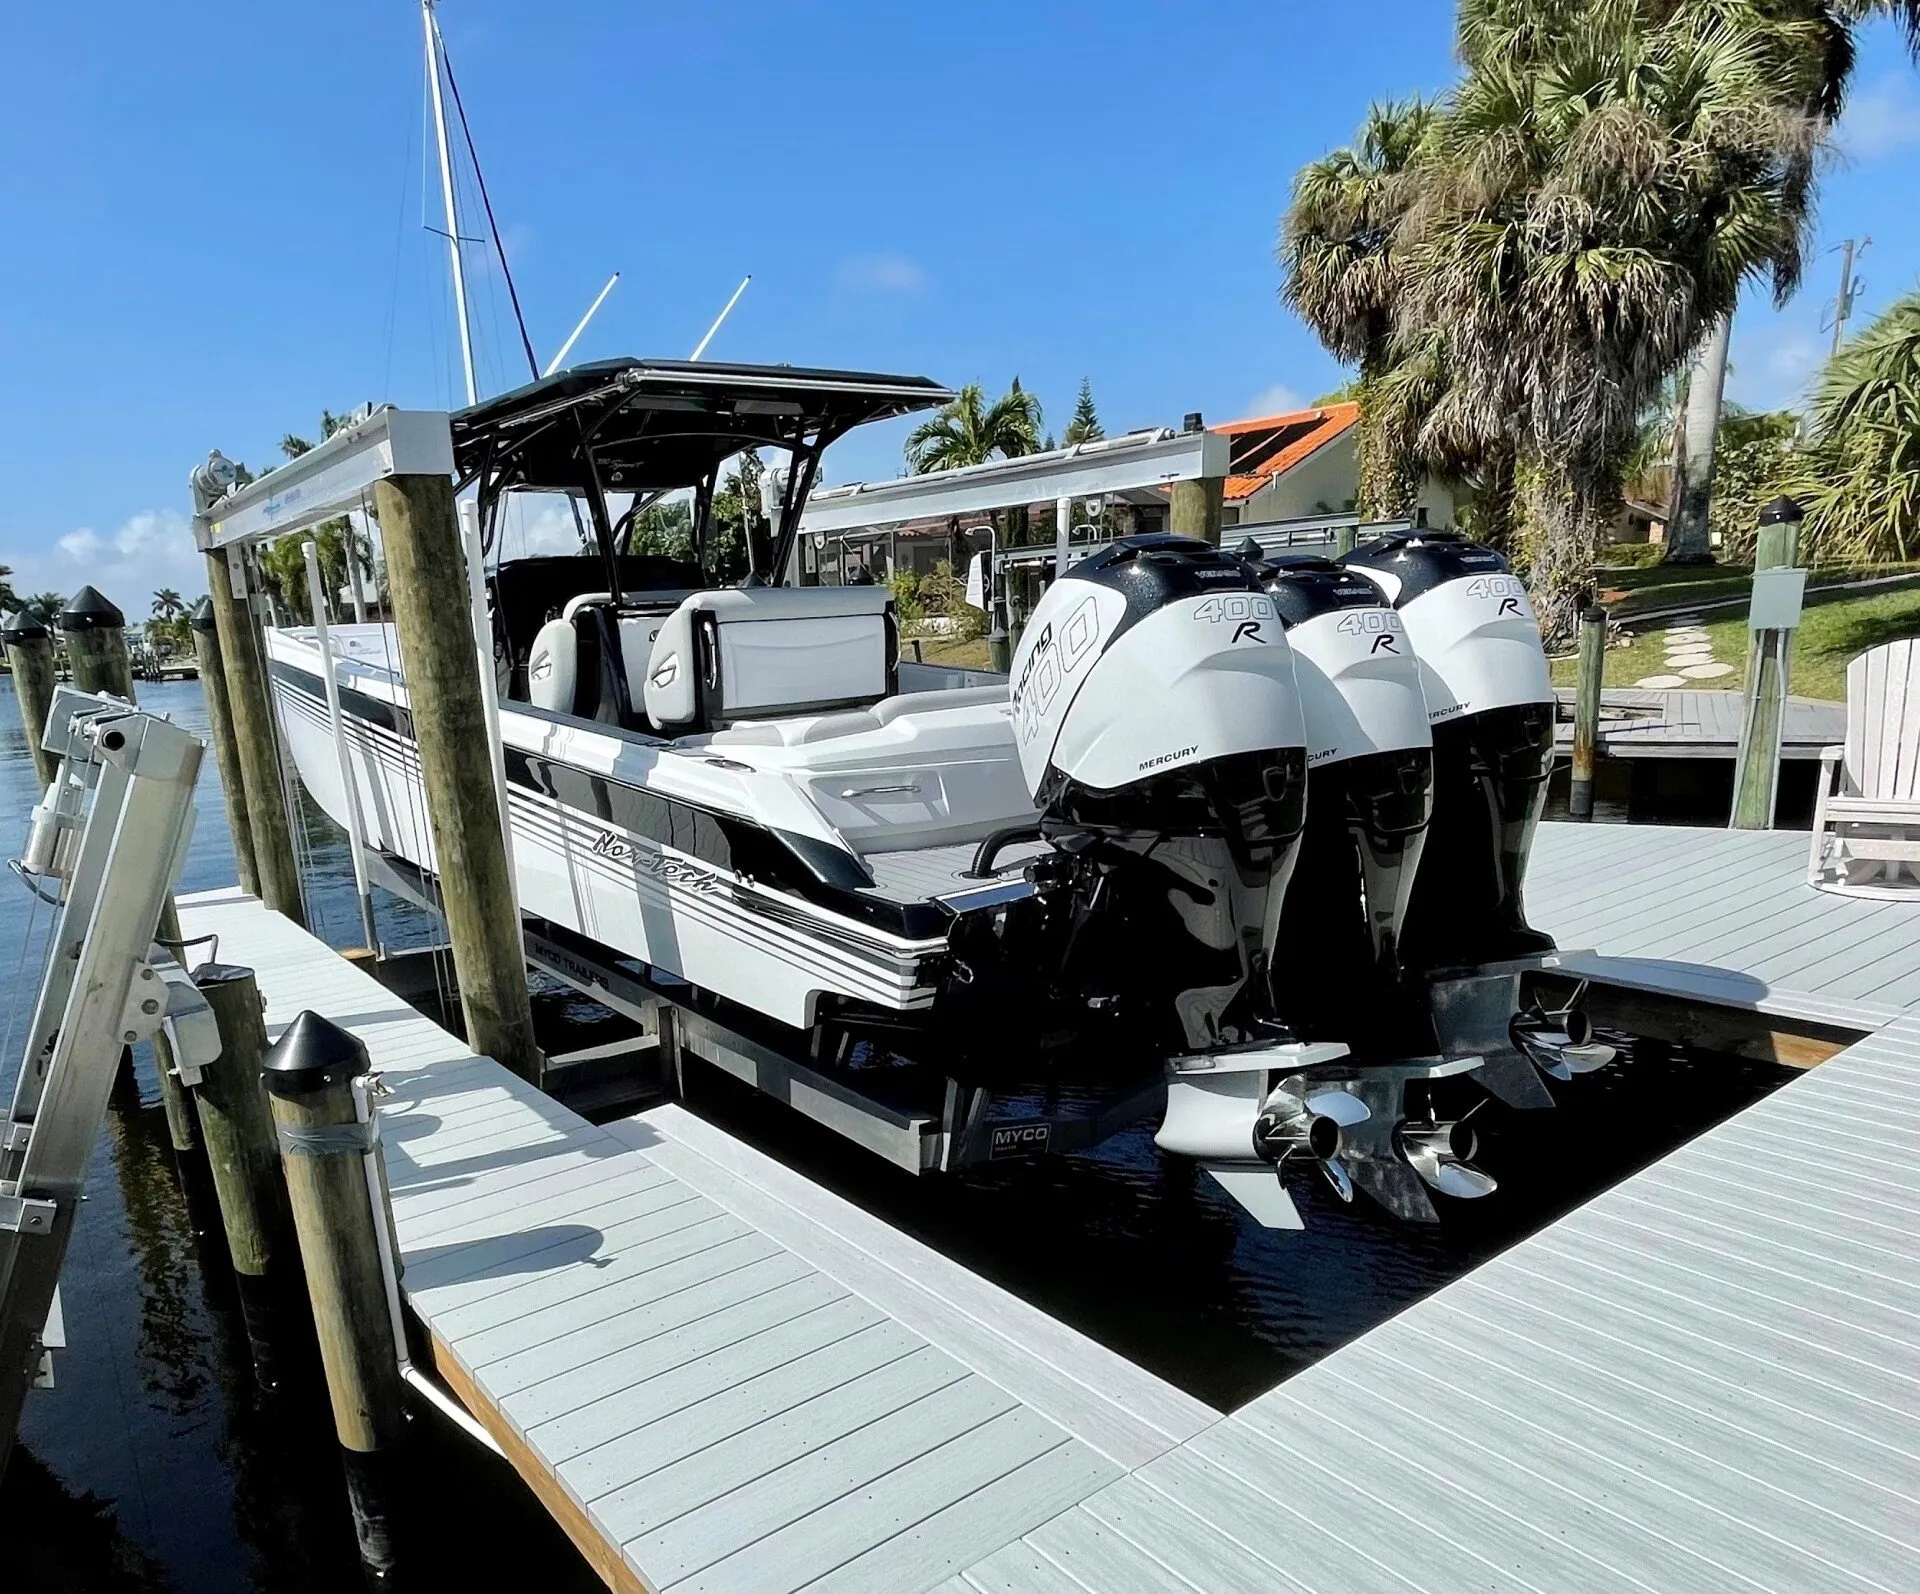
[1830,238,1868,359]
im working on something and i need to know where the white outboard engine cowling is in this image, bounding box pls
[1254,551,1434,1051]
[992,534,1311,1055]
[1340,532,1557,971]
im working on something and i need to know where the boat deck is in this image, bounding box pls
[178,814,1920,1593]
[174,888,1217,1594]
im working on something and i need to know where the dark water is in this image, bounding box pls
[0,677,1798,1587]
[0,680,603,1593]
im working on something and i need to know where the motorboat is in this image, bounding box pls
[262,361,1604,1228]
[265,362,1311,1081]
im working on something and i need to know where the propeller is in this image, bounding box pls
[1397,1114,1497,1199]
[1511,981,1616,1081]
[1253,1086,1369,1205]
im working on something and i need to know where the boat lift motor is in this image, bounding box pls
[0,688,204,1474]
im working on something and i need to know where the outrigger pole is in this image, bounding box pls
[423,0,478,406]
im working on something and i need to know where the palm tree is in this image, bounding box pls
[1395,7,1828,641]
[20,593,65,629]
[904,381,1044,474]
[1786,285,1920,563]
[151,588,185,622]
[1280,96,1437,518]
[1458,0,1920,570]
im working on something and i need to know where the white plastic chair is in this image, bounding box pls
[1808,637,1920,896]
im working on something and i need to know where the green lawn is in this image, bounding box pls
[1551,585,1920,702]
[908,634,995,671]
[1593,559,1920,619]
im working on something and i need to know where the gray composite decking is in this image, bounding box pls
[1528,822,1920,1025]
[181,813,1920,1594]
[946,821,1920,1593]
[173,888,1216,1594]
[1551,687,1842,759]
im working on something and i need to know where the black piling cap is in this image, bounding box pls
[1759,494,1805,527]
[60,584,125,634]
[2,611,49,644]
[261,1010,372,1100]
[188,596,218,635]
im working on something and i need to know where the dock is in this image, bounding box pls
[177,816,1920,1593]
[174,888,1218,1594]
[1553,687,1844,761]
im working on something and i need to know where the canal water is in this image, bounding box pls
[0,677,1797,1590]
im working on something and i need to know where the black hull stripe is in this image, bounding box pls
[268,661,951,955]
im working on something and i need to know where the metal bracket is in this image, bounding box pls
[0,1193,57,1235]
[2,1123,29,1154]
[152,950,221,1088]
[116,962,168,1048]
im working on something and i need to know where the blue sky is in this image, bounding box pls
[3,1,1919,607]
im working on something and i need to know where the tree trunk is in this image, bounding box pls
[1355,376,1420,522]
[1521,468,1605,652]
[1662,312,1731,565]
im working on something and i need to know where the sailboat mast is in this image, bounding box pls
[423,0,478,406]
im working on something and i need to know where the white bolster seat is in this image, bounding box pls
[643,586,893,732]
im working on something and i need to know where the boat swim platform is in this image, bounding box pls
[1553,687,1843,761]
[176,816,1920,1593]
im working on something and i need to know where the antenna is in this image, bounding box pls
[422,0,477,405]
[545,273,621,377]
[689,275,752,361]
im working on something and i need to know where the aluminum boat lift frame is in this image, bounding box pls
[0,690,208,1471]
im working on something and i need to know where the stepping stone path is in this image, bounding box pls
[1634,612,1736,688]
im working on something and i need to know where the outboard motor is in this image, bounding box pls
[989,534,1313,1057]
[1339,532,1555,969]
[1341,531,1612,1103]
[1258,554,1434,1050]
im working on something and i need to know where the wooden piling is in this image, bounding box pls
[262,1010,405,1578]
[1169,477,1225,545]
[1569,606,1607,821]
[188,597,260,898]
[373,472,541,1083]
[203,551,306,926]
[193,963,292,1388]
[2,613,59,788]
[1334,524,1358,558]
[59,586,135,698]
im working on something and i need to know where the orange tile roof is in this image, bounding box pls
[1217,401,1359,503]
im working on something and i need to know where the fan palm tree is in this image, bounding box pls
[1459,0,1920,569]
[1786,285,1920,562]
[20,593,65,629]
[904,381,1044,474]
[1396,7,1829,641]
[1280,96,1438,518]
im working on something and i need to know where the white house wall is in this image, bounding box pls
[1234,431,1457,528]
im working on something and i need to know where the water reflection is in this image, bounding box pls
[1,680,595,1593]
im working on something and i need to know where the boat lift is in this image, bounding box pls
[0,690,210,1471]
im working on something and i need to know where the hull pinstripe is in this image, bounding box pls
[267,657,943,1023]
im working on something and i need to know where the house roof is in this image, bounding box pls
[1217,401,1359,503]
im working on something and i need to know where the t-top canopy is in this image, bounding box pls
[451,358,952,497]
